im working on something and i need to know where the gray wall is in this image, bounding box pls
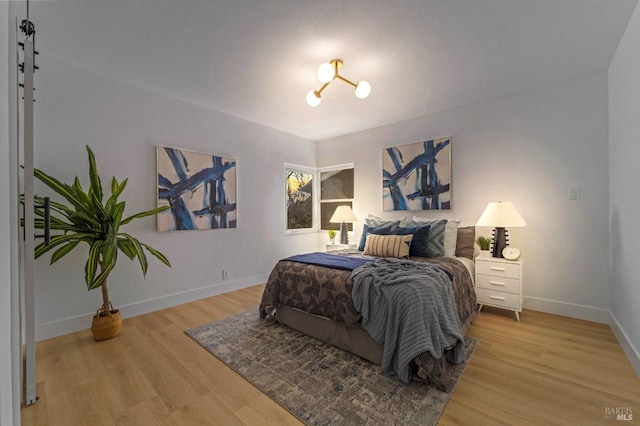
[609,1,640,374]
[29,53,318,339]
[318,71,611,322]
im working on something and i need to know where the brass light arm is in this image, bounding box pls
[306,58,370,106]
[335,74,357,89]
[315,81,332,96]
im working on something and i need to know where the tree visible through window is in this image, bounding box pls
[285,165,315,232]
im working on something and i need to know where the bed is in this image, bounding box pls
[259,221,478,390]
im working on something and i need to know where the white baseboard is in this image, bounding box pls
[524,296,640,378]
[35,273,269,341]
[37,284,640,378]
[608,313,640,378]
[523,296,611,324]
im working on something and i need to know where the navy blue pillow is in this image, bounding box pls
[395,225,431,257]
[357,224,396,251]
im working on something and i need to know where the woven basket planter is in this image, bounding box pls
[91,306,122,341]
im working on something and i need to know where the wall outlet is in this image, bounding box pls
[222,270,229,280]
[568,186,582,200]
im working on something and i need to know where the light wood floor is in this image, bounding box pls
[21,285,639,425]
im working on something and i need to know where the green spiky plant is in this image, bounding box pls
[475,235,492,251]
[31,145,171,318]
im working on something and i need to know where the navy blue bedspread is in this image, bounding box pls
[284,252,371,271]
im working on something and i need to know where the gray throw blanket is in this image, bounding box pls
[351,258,465,383]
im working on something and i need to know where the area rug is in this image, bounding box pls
[185,309,477,426]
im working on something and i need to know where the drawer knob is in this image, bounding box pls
[489,267,505,271]
[490,295,505,301]
[490,281,505,286]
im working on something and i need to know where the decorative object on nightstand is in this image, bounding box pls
[475,201,526,258]
[475,257,523,321]
[475,235,492,258]
[328,229,336,244]
[330,205,358,245]
[502,246,521,261]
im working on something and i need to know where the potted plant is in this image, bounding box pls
[475,235,492,257]
[31,146,171,340]
[328,229,337,244]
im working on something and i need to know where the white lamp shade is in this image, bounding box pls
[306,90,321,107]
[317,62,335,83]
[330,205,358,223]
[476,201,527,227]
[354,80,371,99]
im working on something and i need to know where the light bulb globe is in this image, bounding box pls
[306,90,321,107]
[317,62,335,83]
[354,81,371,99]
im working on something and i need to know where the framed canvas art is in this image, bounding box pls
[157,146,237,231]
[383,137,451,211]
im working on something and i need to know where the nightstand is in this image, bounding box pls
[326,243,357,252]
[475,257,523,321]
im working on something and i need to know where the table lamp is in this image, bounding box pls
[330,205,358,245]
[476,201,526,258]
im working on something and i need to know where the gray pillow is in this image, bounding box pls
[455,226,476,260]
[406,218,447,257]
[364,217,401,228]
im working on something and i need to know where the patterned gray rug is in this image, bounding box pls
[185,309,477,426]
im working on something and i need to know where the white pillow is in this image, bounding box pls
[368,213,406,227]
[411,215,430,223]
[444,220,461,257]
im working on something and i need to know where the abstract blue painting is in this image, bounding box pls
[383,138,451,211]
[157,146,237,231]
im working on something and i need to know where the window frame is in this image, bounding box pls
[319,163,355,232]
[284,163,318,235]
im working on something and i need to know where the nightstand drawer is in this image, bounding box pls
[477,288,521,310]
[476,260,520,279]
[476,274,520,294]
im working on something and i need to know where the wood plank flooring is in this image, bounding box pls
[21,285,639,425]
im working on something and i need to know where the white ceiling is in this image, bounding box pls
[30,0,638,141]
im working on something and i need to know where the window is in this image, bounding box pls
[320,164,354,231]
[285,164,317,234]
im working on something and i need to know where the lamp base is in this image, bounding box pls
[340,222,349,245]
[491,227,509,258]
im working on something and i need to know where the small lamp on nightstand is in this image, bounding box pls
[330,206,358,245]
[476,201,526,258]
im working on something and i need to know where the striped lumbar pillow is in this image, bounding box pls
[363,234,413,258]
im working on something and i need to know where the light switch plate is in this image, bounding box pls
[568,186,581,200]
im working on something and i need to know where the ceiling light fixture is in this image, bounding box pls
[306,59,371,107]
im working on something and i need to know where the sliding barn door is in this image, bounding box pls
[16,10,41,406]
